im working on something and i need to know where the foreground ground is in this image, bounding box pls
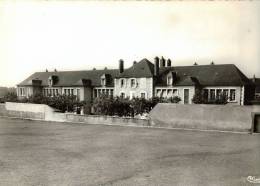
[0,117,259,186]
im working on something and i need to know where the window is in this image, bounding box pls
[167,76,172,86]
[130,79,136,88]
[130,91,135,99]
[48,77,53,87]
[63,88,74,96]
[216,89,222,99]
[167,89,172,97]
[203,89,209,100]
[101,78,106,86]
[209,89,215,100]
[76,89,80,100]
[120,92,125,98]
[223,89,229,99]
[156,89,161,97]
[20,87,25,96]
[230,89,236,101]
[162,89,167,97]
[110,89,113,97]
[120,79,125,88]
[140,91,146,99]
[173,89,178,96]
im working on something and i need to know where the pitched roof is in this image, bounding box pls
[116,58,154,78]
[157,64,252,86]
[18,69,119,87]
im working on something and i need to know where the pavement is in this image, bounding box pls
[0,117,260,186]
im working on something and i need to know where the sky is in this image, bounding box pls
[0,0,260,87]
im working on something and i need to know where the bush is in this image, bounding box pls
[3,92,18,102]
[18,93,83,113]
[92,96,181,117]
[192,89,227,105]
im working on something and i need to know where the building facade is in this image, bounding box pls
[17,57,254,105]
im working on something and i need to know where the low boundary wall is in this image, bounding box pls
[0,102,44,120]
[1,102,260,132]
[0,102,149,127]
[65,114,150,127]
[149,103,260,132]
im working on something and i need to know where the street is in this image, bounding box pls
[0,117,259,186]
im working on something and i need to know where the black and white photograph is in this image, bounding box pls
[0,0,260,185]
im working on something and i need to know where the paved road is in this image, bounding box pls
[0,117,259,186]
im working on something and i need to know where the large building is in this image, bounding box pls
[17,57,254,105]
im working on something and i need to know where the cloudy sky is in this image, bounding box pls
[0,1,260,87]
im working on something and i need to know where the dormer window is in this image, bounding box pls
[48,76,53,87]
[167,75,172,86]
[101,78,106,86]
[48,75,58,87]
[101,74,110,87]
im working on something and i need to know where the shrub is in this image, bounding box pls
[3,92,18,102]
[192,89,227,105]
[92,96,181,117]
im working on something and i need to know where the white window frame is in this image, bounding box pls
[229,89,236,102]
[101,78,106,86]
[20,87,25,96]
[130,91,136,99]
[203,88,237,102]
[62,88,74,96]
[76,88,81,100]
[167,75,173,86]
[140,91,147,99]
[119,91,126,98]
[130,78,137,88]
[172,89,179,96]
[120,78,126,88]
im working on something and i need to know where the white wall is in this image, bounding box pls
[155,86,195,104]
[114,77,153,99]
[6,102,46,113]
[17,86,33,98]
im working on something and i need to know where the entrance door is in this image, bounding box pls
[184,89,189,104]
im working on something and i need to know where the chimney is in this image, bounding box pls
[46,69,48,72]
[167,59,171,67]
[253,74,256,83]
[54,68,57,72]
[154,56,159,77]
[160,56,166,68]
[119,59,124,73]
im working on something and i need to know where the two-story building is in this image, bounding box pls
[17,57,254,105]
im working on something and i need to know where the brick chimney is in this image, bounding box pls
[119,59,124,73]
[160,56,166,68]
[167,59,171,67]
[154,56,159,77]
